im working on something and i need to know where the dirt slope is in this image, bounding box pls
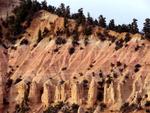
[0,10,149,113]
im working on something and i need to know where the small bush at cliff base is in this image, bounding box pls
[68,47,75,55]
[115,39,124,50]
[84,26,92,36]
[145,101,150,107]
[6,79,13,88]
[84,37,89,46]
[82,79,88,88]
[14,78,22,84]
[97,91,104,101]
[134,45,141,51]
[44,106,56,113]
[124,33,131,43]
[99,103,106,111]
[120,102,129,112]
[15,90,30,113]
[134,64,141,73]
[3,98,9,105]
[97,33,106,41]
[55,37,67,45]
[20,39,29,45]
[72,36,79,47]
[116,61,122,67]
[44,101,64,113]
[120,103,139,113]
[71,104,79,113]
[145,109,150,113]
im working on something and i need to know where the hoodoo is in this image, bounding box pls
[0,0,150,113]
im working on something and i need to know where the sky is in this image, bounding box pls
[38,0,150,30]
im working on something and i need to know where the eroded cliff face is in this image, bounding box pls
[0,10,150,113]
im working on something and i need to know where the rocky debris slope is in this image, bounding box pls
[0,10,150,113]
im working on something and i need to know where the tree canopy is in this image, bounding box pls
[4,0,150,42]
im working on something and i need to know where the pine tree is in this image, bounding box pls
[108,19,115,30]
[87,12,93,25]
[48,5,56,13]
[41,0,47,10]
[130,18,139,34]
[64,17,68,28]
[32,0,41,12]
[60,3,65,16]
[121,24,130,32]
[143,18,150,39]
[116,24,130,33]
[98,15,106,28]
[65,6,70,18]
[78,8,86,25]
[93,19,99,26]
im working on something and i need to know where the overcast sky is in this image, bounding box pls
[38,0,150,30]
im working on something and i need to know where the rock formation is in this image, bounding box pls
[0,6,149,113]
[41,80,55,108]
[15,81,27,105]
[29,81,41,104]
[55,81,68,103]
[88,78,98,107]
[71,81,83,105]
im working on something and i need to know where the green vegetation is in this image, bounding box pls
[71,104,79,113]
[6,78,13,88]
[2,0,150,44]
[20,39,29,45]
[84,36,89,46]
[72,8,86,26]
[108,19,115,30]
[55,37,67,45]
[124,33,131,43]
[14,78,22,84]
[87,13,94,25]
[44,101,64,113]
[130,19,139,34]
[98,15,107,28]
[44,102,79,113]
[143,18,150,40]
[84,26,92,36]
[145,101,150,107]
[68,47,75,55]
[134,64,141,73]
[115,39,124,50]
